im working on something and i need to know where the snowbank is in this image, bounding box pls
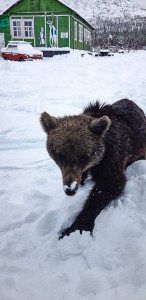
[0,50,146,300]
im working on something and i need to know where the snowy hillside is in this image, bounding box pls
[62,0,146,23]
[0,50,146,300]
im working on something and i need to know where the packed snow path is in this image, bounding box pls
[0,51,146,300]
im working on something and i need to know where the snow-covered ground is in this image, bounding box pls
[0,50,146,300]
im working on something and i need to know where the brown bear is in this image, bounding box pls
[40,99,146,239]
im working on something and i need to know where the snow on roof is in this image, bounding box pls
[0,0,19,15]
[0,0,94,29]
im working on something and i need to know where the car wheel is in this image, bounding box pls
[18,56,24,62]
[4,57,8,60]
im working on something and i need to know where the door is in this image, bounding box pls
[34,17,45,47]
[58,16,69,48]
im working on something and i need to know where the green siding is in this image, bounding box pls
[9,0,70,15]
[34,17,45,47]
[0,15,11,46]
[25,38,34,46]
[71,17,92,51]
[9,0,40,14]
[0,0,93,51]
[0,16,10,28]
[40,0,70,13]
[58,16,69,47]
[70,16,74,49]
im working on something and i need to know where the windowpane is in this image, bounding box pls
[25,30,28,37]
[79,24,83,42]
[74,21,77,41]
[29,29,33,37]
[12,20,22,38]
[15,21,21,26]
[24,21,33,37]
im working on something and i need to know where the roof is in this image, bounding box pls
[0,0,94,30]
[59,0,94,29]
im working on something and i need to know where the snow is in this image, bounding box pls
[0,0,18,15]
[0,0,146,20]
[64,181,78,192]
[60,0,146,22]
[0,50,146,300]
[1,41,43,56]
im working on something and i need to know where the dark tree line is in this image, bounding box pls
[91,16,146,49]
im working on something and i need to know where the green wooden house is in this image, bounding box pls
[0,0,94,54]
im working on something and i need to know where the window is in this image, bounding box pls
[88,30,91,44]
[13,21,22,38]
[84,28,91,44]
[84,28,87,44]
[24,21,33,37]
[79,24,83,42]
[74,21,77,41]
[11,19,34,39]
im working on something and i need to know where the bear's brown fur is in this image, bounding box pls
[40,99,146,239]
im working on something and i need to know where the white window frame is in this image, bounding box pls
[11,19,34,39]
[74,21,77,41]
[12,20,22,38]
[84,28,91,45]
[79,24,83,43]
[24,20,33,38]
[88,30,91,45]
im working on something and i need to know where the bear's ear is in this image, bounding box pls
[40,112,57,133]
[89,116,111,136]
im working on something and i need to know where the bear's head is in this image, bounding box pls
[40,112,111,196]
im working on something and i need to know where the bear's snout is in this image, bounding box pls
[62,167,82,196]
[63,181,78,196]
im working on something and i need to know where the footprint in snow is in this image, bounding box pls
[36,210,58,236]
[0,212,41,234]
[23,212,40,224]
[23,189,50,205]
[0,190,6,196]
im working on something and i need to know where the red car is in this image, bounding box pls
[1,41,43,61]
